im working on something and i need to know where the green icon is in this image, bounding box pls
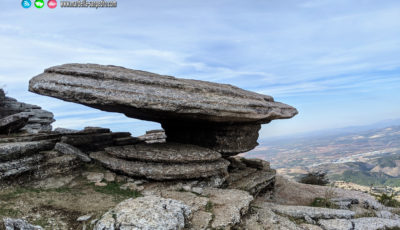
[34,0,44,8]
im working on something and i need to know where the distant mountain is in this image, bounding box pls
[246,122,400,187]
[259,118,400,144]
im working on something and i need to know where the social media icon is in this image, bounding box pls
[34,0,45,8]
[47,0,57,9]
[21,0,32,8]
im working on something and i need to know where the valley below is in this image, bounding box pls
[246,124,400,193]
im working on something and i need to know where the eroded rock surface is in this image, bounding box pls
[352,217,400,230]
[138,129,166,144]
[270,203,355,220]
[94,196,191,230]
[55,142,91,162]
[0,90,54,134]
[226,157,276,195]
[29,64,297,123]
[318,219,353,230]
[105,143,222,163]
[0,141,54,162]
[0,113,30,134]
[90,151,229,180]
[203,188,253,229]
[3,218,43,230]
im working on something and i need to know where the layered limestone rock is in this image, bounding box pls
[29,63,297,155]
[90,143,230,180]
[0,125,140,185]
[226,157,276,195]
[104,143,222,163]
[137,129,166,143]
[94,196,192,230]
[0,88,55,134]
[0,147,80,184]
[0,113,30,134]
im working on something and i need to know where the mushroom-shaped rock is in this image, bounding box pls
[29,63,298,155]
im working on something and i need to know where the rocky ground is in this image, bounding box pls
[2,65,400,229]
[2,171,400,230]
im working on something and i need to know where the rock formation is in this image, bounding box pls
[0,88,54,134]
[226,156,276,195]
[137,129,166,143]
[29,63,297,155]
[0,109,141,185]
[3,72,400,230]
[26,63,298,183]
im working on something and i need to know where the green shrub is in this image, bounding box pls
[376,193,400,207]
[310,197,337,209]
[299,171,329,186]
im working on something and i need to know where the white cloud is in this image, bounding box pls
[1,0,400,137]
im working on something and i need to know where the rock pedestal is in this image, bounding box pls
[29,63,297,154]
[28,64,298,183]
[162,122,261,156]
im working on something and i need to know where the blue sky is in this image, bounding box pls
[1,0,400,138]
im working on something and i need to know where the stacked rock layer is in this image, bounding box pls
[91,143,229,180]
[0,88,55,134]
[0,124,140,185]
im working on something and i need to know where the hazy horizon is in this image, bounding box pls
[1,0,400,138]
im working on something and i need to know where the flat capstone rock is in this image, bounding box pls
[29,63,298,155]
[29,63,297,124]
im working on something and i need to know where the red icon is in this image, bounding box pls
[47,0,57,8]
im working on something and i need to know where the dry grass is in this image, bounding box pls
[271,175,332,205]
[0,176,141,229]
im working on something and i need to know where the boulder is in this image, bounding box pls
[55,142,91,162]
[161,190,209,212]
[203,188,253,229]
[90,151,229,180]
[104,143,222,163]
[3,218,43,230]
[85,172,105,183]
[240,200,304,230]
[94,196,191,230]
[29,63,297,155]
[0,113,30,134]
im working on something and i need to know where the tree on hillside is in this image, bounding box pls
[299,171,330,186]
